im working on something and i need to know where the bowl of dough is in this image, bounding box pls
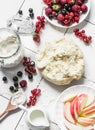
[36,37,84,85]
[0,28,23,68]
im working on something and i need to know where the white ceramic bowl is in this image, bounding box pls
[43,1,90,29]
[55,85,95,130]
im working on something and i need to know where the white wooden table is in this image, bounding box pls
[0,0,95,130]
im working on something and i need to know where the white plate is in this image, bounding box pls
[43,1,90,28]
[55,85,95,130]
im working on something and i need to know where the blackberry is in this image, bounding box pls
[64,4,70,10]
[28,73,33,80]
[31,61,35,66]
[9,86,14,92]
[14,82,19,88]
[29,13,34,19]
[48,14,52,20]
[18,10,23,15]
[29,8,33,13]
[13,76,18,82]
[61,9,66,15]
[14,89,18,92]
[17,71,23,77]
[2,76,7,83]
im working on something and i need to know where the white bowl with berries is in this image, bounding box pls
[43,0,90,28]
[55,85,95,130]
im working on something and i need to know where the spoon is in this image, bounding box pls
[0,98,18,120]
[0,90,26,120]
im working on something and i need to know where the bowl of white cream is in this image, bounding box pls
[0,28,23,68]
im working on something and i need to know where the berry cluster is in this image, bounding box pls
[44,0,88,26]
[33,16,45,43]
[2,71,27,93]
[23,57,36,79]
[18,8,34,19]
[27,88,41,106]
[73,29,92,44]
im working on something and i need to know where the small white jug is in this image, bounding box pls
[19,105,50,130]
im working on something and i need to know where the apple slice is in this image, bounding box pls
[64,118,83,130]
[64,95,77,104]
[81,104,95,116]
[70,98,78,120]
[77,117,95,126]
[86,94,95,107]
[70,94,88,120]
[75,94,88,115]
[64,102,75,123]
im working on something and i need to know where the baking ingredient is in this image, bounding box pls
[0,35,19,58]
[29,110,47,125]
[11,90,26,105]
[36,38,84,85]
[63,93,95,129]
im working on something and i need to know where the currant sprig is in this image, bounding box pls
[27,88,41,107]
[33,16,46,43]
[73,29,92,44]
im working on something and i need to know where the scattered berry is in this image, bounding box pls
[19,80,27,88]
[31,61,35,66]
[27,88,41,107]
[9,86,15,92]
[73,28,92,44]
[14,82,19,88]
[18,10,23,15]
[17,71,23,77]
[31,88,37,95]
[27,101,31,107]
[29,8,33,13]
[33,34,40,43]
[29,13,34,19]
[13,76,18,82]
[28,73,33,80]
[2,76,7,83]
[33,16,45,43]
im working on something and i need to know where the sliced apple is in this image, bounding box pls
[75,94,88,115]
[70,94,88,120]
[64,95,77,104]
[64,102,75,123]
[70,97,78,120]
[86,94,95,107]
[77,117,95,126]
[64,118,83,130]
[81,104,95,116]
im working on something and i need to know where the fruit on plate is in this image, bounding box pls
[63,93,95,129]
[44,0,88,26]
[64,102,75,123]
[77,117,95,126]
